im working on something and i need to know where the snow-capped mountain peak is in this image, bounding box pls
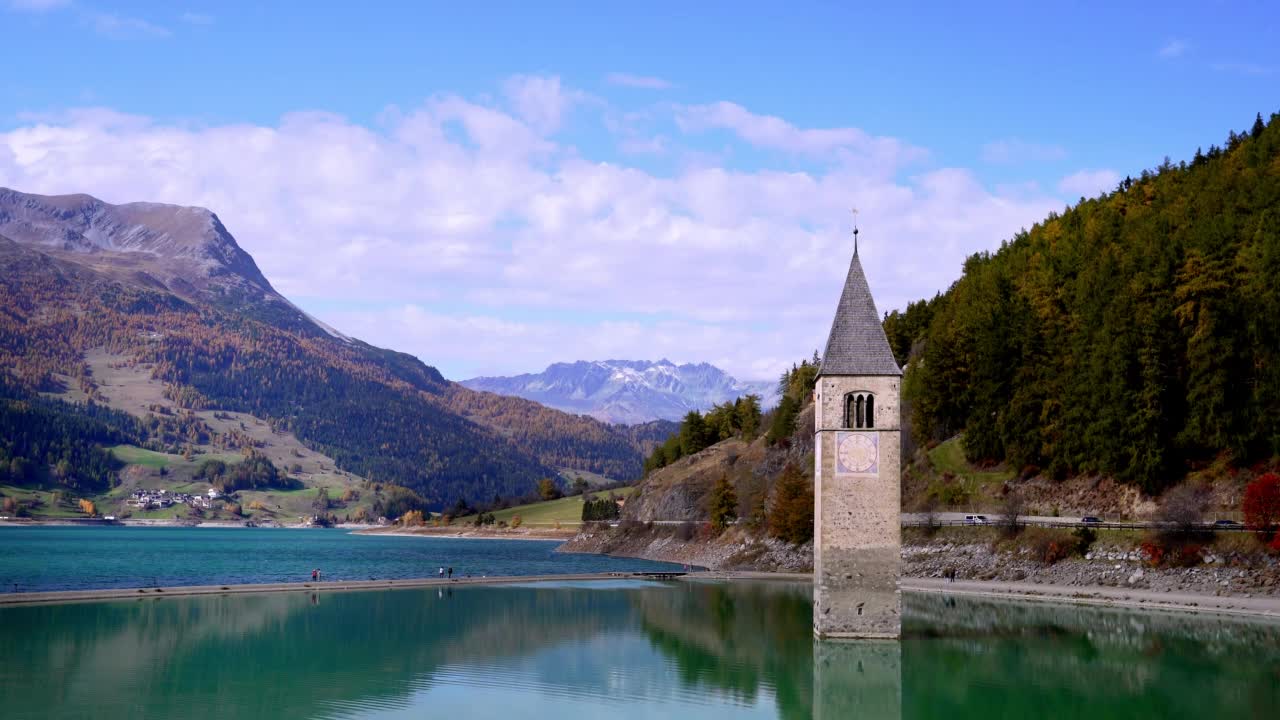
[461,359,777,424]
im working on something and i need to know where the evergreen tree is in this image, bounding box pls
[678,411,712,456]
[767,395,799,445]
[537,478,562,501]
[708,473,738,531]
[312,487,331,513]
[734,394,762,439]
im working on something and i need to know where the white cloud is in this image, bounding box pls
[1057,169,1120,198]
[6,2,173,39]
[180,12,214,25]
[502,75,583,135]
[676,101,927,171]
[1210,61,1275,76]
[325,305,798,382]
[605,73,673,90]
[88,12,171,38]
[981,138,1067,164]
[1158,39,1187,58]
[7,0,70,10]
[0,84,1060,381]
[618,135,667,155]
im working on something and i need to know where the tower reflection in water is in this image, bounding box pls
[814,641,901,720]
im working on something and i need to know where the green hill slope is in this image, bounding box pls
[456,487,637,528]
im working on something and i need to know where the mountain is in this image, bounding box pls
[0,188,656,508]
[0,187,327,334]
[462,359,777,424]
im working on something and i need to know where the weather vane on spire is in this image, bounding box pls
[851,206,860,255]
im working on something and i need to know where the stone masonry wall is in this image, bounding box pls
[815,374,902,638]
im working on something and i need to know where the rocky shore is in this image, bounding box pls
[563,524,1280,601]
[904,542,1280,598]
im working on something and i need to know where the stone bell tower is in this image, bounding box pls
[813,223,902,639]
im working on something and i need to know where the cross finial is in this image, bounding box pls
[851,207,860,255]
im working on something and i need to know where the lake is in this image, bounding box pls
[0,526,685,592]
[1,579,1277,719]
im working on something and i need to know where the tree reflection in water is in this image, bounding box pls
[635,579,815,719]
[902,593,1280,720]
[0,582,1276,720]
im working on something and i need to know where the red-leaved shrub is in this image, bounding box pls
[1042,540,1069,564]
[1170,543,1204,567]
[1141,537,1204,567]
[1243,473,1280,539]
[1140,540,1165,566]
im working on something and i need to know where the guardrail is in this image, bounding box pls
[628,518,1265,534]
[902,519,1262,533]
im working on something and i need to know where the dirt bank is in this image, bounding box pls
[560,524,812,572]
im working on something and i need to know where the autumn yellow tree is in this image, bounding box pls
[768,464,813,545]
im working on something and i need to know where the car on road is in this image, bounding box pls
[1213,519,1243,528]
[1080,516,1103,525]
[964,515,988,525]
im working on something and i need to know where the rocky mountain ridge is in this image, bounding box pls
[0,187,336,335]
[462,359,776,424]
[1,188,270,289]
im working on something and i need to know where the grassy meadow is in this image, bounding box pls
[456,487,636,528]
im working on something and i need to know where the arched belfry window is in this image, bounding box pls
[843,392,876,429]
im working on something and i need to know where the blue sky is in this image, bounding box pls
[2,1,1278,380]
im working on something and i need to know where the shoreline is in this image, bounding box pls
[4,570,1280,621]
[0,571,666,607]
[0,520,576,539]
[354,527,577,542]
[0,519,384,530]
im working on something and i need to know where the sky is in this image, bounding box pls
[1,1,1277,381]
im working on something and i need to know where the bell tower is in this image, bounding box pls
[813,219,902,639]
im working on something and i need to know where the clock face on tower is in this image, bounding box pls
[835,432,878,475]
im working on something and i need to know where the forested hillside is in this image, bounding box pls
[887,112,1280,493]
[0,237,548,504]
[443,386,669,479]
[0,374,142,493]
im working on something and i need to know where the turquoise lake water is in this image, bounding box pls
[0,580,1277,719]
[0,526,685,592]
[2,529,1278,718]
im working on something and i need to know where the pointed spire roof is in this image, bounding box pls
[819,248,901,376]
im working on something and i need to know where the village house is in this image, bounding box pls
[126,488,220,510]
